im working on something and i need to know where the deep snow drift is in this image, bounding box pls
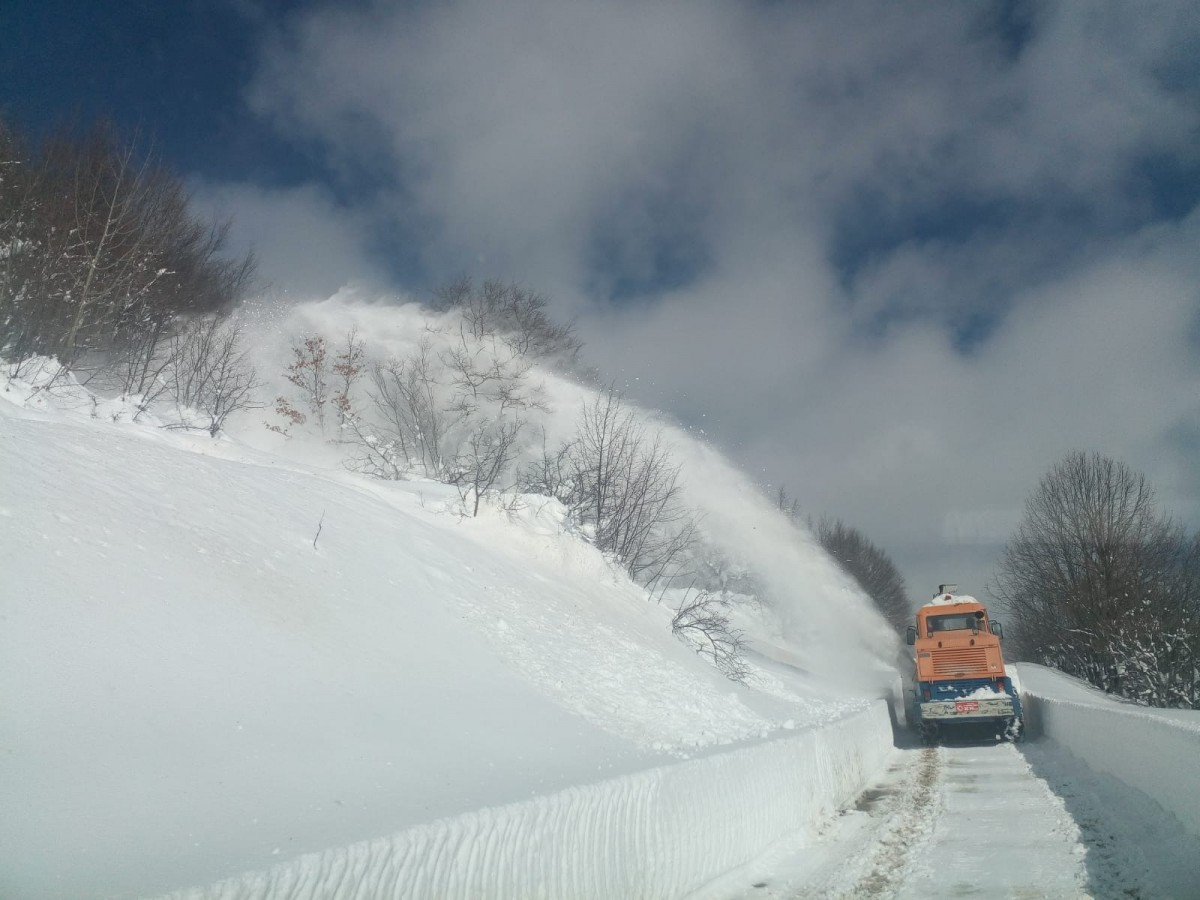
[1,293,899,898]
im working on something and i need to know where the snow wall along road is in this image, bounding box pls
[1020,666,1200,841]
[162,704,892,900]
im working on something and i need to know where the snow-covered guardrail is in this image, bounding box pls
[162,703,892,900]
[1020,670,1200,841]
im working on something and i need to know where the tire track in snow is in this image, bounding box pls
[725,733,1197,900]
[826,746,944,898]
[892,742,1090,899]
[716,746,946,900]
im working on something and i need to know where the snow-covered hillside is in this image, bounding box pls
[235,292,899,682]
[4,296,1200,899]
[1,294,898,899]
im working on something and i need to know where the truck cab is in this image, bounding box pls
[906,585,1022,742]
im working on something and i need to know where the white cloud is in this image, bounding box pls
[231,0,1200,600]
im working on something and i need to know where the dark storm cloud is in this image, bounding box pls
[217,0,1200,594]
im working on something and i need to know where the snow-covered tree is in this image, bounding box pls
[992,451,1199,708]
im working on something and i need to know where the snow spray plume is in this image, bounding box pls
[238,290,899,690]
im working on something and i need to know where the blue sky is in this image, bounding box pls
[4,0,1198,597]
[2,1,317,181]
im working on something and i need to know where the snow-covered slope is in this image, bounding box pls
[0,298,896,899]
[236,292,899,686]
[4,296,1198,898]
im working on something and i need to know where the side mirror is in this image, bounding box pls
[991,621,1004,639]
[906,625,917,646]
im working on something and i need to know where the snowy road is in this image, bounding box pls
[716,737,1200,900]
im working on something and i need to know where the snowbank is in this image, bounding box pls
[1018,664,1200,840]
[160,704,892,900]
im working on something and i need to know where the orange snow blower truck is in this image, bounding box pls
[906,585,1022,743]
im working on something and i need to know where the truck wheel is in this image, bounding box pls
[1003,717,1024,742]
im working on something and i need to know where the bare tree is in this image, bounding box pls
[347,341,462,480]
[331,327,366,433]
[671,589,749,683]
[441,327,548,420]
[0,117,253,373]
[521,427,574,500]
[991,451,1199,707]
[449,418,524,516]
[430,277,582,364]
[59,127,164,357]
[275,326,364,440]
[0,120,48,359]
[775,484,801,519]
[282,334,330,430]
[167,315,261,435]
[814,517,910,634]
[532,386,697,584]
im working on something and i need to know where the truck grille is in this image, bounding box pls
[931,647,989,676]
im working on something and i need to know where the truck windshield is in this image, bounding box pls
[928,614,981,632]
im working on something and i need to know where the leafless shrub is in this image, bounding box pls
[342,417,408,481]
[525,386,697,585]
[345,314,554,494]
[3,355,75,401]
[167,315,261,436]
[521,428,574,500]
[449,418,525,516]
[283,334,330,430]
[441,328,549,420]
[331,327,365,433]
[346,340,460,480]
[671,589,749,683]
[111,317,176,408]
